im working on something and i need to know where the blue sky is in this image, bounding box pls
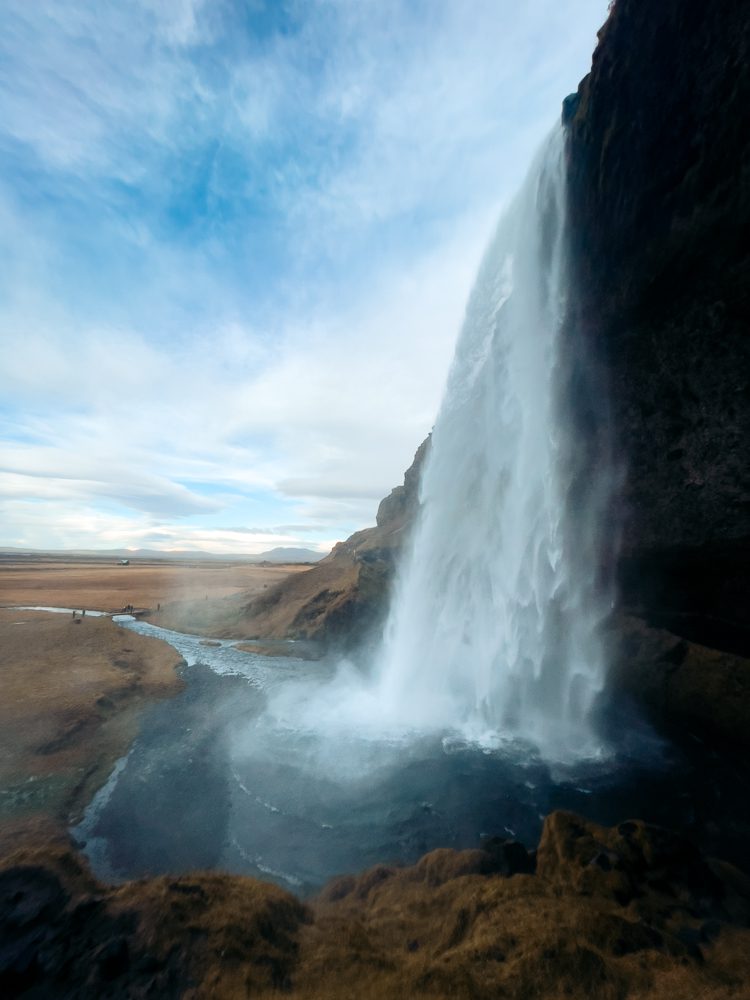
[0,0,608,555]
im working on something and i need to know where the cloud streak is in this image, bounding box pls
[0,0,609,553]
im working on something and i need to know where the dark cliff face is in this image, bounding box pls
[565,0,750,652]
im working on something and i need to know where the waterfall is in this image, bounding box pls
[375,124,611,758]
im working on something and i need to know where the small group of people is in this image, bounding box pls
[123,604,135,614]
[71,609,86,619]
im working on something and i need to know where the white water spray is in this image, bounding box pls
[375,125,611,758]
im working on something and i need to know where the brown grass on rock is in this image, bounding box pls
[2,811,749,999]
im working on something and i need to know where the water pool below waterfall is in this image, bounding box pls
[72,617,750,895]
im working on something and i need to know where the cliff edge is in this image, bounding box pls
[236,437,430,645]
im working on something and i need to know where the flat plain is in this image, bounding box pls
[0,554,312,614]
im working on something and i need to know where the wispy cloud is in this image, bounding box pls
[0,0,609,553]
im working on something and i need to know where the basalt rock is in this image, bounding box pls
[565,0,750,656]
[0,843,310,999]
[607,613,750,751]
[554,0,750,748]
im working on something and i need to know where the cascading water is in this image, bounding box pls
[375,124,612,758]
[71,121,736,895]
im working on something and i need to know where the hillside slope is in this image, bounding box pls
[236,437,430,645]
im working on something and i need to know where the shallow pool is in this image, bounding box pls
[72,617,750,894]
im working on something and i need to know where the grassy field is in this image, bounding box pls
[0,607,184,839]
[0,555,312,615]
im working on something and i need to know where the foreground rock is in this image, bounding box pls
[2,811,749,998]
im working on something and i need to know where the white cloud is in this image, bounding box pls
[0,209,485,532]
[1,498,327,555]
[0,0,610,551]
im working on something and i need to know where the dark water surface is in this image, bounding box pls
[74,619,750,895]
